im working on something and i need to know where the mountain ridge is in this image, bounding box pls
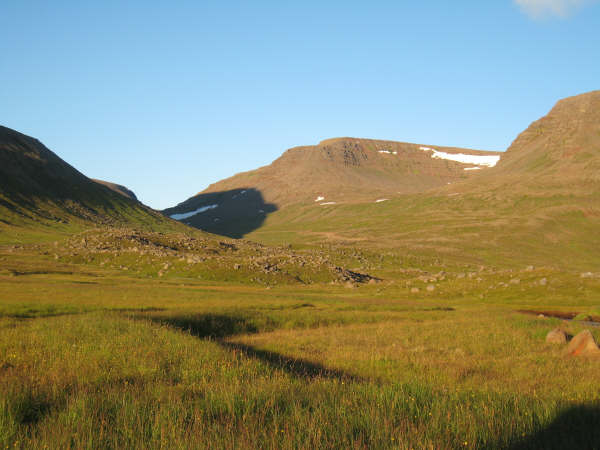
[0,125,171,233]
[92,179,138,201]
[164,137,502,235]
[446,90,600,195]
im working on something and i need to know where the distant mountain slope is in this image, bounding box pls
[450,90,600,195]
[0,125,169,231]
[92,179,138,201]
[499,90,600,179]
[238,91,600,270]
[164,138,501,236]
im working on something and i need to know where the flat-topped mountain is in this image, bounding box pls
[164,138,501,236]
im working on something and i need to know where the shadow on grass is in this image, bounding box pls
[507,405,600,450]
[0,310,86,320]
[219,340,362,381]
[146,313,362,381]
[148,313,260,339]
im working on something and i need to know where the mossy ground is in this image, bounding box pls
[1,228,600,449]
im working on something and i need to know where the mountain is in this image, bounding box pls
[162,91,599,271]
[498,90,600,181]
[450,90,600,195]
[247,91,600,270]
[92,179,138,201]
[0,125,169,232]
[164,138,501,237]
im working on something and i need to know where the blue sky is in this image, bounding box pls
[1,1,599,209]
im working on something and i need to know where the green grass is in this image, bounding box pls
[2,309,600,449]
[1,222,600,448]
[245,190,600,272]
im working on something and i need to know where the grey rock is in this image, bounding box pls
[546,328,567,344]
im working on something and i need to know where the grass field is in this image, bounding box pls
[245,190,600,272]
[2,233,600,449]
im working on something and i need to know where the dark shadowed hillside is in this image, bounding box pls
[0,126,170,231]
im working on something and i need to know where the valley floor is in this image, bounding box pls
[1,239,600,449]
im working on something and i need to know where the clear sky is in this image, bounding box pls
[1,1,599,209]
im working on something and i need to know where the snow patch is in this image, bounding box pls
[240,190,247,194]
[464,167,482,171]
[378,150,398,155]
[320,202,337,205]
[170,204,218,220]
[315,196,325,202]
[419,146,499,167]
[375,199,389,203]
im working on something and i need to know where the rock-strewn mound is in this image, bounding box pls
[56,228,380,286]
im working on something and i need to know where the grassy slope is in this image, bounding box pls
[244,190,600,272]
[0,125,183,244]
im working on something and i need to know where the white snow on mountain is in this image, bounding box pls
[419,147,499,167]
[170,204,218,220]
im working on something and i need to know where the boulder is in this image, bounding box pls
[410,287,420,294]
[564,330,600,357]
[546,328,567,344]
[426,284,435,292]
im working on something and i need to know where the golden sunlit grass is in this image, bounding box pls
[1,240,600,449]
